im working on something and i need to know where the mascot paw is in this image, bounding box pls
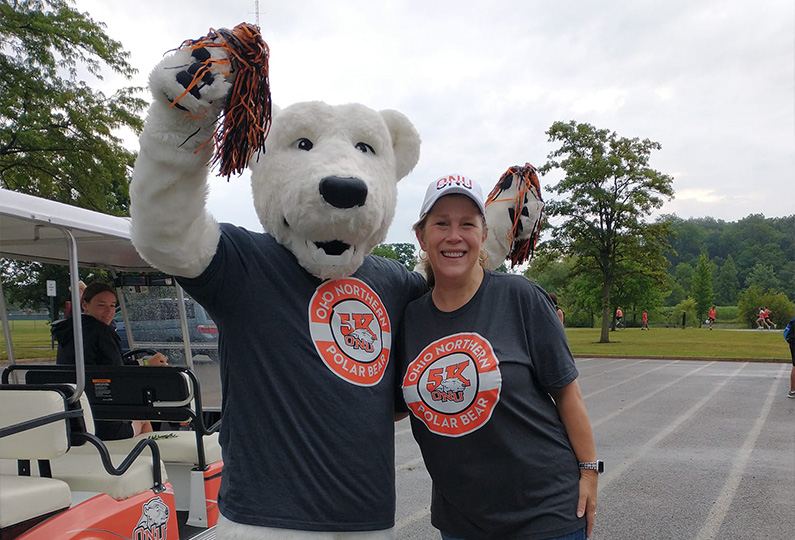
[484,163,545,269]
[149,41,233,118]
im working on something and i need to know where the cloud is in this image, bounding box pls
[73,0,795,248]
[676,189,725,203]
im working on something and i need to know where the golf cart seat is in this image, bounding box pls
[0,387,74,533]
[0,381,168,503]
[86,430,221,465]
[3,364,220,527]
[15,364,222,467]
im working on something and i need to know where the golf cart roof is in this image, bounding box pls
[0,189,153,272]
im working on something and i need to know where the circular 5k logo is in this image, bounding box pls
[402,332,501,436]
[309,278,391,387]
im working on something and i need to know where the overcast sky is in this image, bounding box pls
[74,0,795,245]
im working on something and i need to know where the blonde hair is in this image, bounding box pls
[413,213,489,289]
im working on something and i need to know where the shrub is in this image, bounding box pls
[737,287,795,328]
[673,297,699,328]
[716,305,737,322]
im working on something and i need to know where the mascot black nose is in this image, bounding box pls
[319,176,368,209]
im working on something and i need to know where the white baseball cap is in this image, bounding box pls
[418,174,486,221]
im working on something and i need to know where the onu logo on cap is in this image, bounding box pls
[436,174,473,190]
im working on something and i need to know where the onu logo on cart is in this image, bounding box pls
[426,360,471,403]
[133,496,169,540]
[338,313,377,353]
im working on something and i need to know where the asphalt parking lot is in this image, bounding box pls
[394,358,795,540]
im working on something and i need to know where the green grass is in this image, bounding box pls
[564,327,790,360]
[2,320,791,363]
[0,320,57,362]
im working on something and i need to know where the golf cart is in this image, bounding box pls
[0,189,223,540]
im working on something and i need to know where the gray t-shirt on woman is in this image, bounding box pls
[400,270,584,540]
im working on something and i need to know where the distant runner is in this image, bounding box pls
[707,305,716,330]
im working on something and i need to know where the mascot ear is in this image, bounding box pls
[380,109,421,181]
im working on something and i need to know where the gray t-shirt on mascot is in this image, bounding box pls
[399,270,584,540]
[178,223,427,531]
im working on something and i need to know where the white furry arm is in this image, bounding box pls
[130,106,219,278]
[130,44,232,278]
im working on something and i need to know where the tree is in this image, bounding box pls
[370,243,417,270]
[664,273,687,307]
[745,263,780,293]
[0,260,110,320]
[692,252,714,325]
[612,268,665,326]
[673,263,695,296]
[662,213,795,299]
[715,254,740,305]
[674,297,698,328]
[1,0,146,214]
[562,271,603,328]
[540,120,674,343]
[1,1,147,314]
[524,251,574,295]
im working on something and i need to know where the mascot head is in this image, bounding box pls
[250,102,420,280]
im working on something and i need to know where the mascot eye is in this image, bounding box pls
[355,142,375,154]
[293,138,314,151]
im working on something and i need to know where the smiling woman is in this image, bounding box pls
[51,283,122,367]
[399,174,599,540]
[49,282,166,440]
[414,177,488,306]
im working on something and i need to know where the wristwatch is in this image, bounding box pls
[578,461,604,473]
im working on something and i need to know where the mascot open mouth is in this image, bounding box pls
[315,240,350,256]
[306,239,356,268]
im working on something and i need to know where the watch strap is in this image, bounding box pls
[578,460,604,473]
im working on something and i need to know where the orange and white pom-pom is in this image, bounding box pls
[485,163,545,267]
[174,22,272,179]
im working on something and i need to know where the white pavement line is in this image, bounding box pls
[582,360,670,399]
[396,456,425,471]
[395,506,431,531]
[578,359,647,382]
[694,365,786,540]
[591,361,711,428]
[576,358,629,372]
[599,362,748,491]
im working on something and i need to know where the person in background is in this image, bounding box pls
[399,175,599,540]
[784,316,795,398]
[549,292,565,326]
[52,282,168,440]
[615,307,624,328]
[63,280,86,318]
[641,310,649,330]
[707,305,717,330]
[756,307,770,330]
[763,307,776,329]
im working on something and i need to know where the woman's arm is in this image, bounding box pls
[550,380,598,538]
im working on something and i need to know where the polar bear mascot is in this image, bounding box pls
[130,26,425,540]
[130,25,543,540]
